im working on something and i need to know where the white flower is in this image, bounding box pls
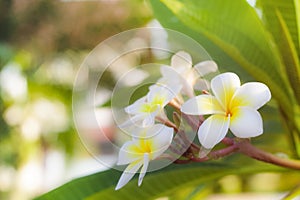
[181,72,271,149]
[115,124,173,190]
[159,51,218,97]
[122,83,181,127]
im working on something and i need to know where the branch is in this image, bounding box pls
[174,137,300,170]
[237,139,300,170]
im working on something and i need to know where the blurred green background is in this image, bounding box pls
[0,0,151,199]
[0,0,299,200]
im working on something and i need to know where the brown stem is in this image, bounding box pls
[168,100,181,112]
[156,116,178,132]
[237,139,300,170]
[174,137,300,170]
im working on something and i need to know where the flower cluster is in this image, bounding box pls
[115,51,271,190]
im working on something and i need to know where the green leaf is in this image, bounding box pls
[35,162,284,200]
[258,0,300,106]
[86,163,283,200]
[277,10,300,105]
[296,0,300,50]
[257,0,299,58]
[283,183,300,200]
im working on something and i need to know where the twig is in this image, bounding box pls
[237,139,300,170]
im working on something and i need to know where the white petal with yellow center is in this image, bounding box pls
[211,72,240,110]
[181,95,224,115]
[125,97,147,114]
[148,84,180,107]
[115,124,173,190]
[117,140,143,165]
[229,106,263,138]
[230,82,271,110]
[198,114,230,149]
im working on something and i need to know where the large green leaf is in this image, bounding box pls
[86,163,282,200]
[35,162,284,200]
[258,0,300,106]
[257,0,299,58]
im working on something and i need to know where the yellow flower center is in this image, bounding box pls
[152,95,165,106]
[140,95,166,113]
[140,103,158,113]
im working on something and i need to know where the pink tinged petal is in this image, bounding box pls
[171,51,192,73]
[198,114,230,149]
[117,141,143,165]
[231,82,271,110]
[124,97,147,114]
[138,153,149,186]
[181,95,224,115]
[229,106,263,138]
[194,60,218,76]
[211,72,241,109]
[115,160,143,190]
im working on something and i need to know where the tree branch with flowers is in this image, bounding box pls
[115,51,300,190]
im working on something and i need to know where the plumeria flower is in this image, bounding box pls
[115,124,173,190]
[158,51,218,97]
[121,83,181,127]
[181,72,271,150]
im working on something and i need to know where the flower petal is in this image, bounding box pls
[117,140,143,165]
[171,51,192,73]
[160,65,194,97]
[159,65,181,85]
[180,74,195,97]
[115,160,143,190]
[181,95,224,115]
[118,114,147,128]
[198,114,230,149]
[124,97,147,114]
[138,153,149,186]
[149,124,174,159]
[211,72,240,109]
[148,84,180,107]
[230,106,263,138]
[231,82,271,110]
[194,60,218,76]
[142,111,158,127]
[194,79,210,91]
[133,123,168,139]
